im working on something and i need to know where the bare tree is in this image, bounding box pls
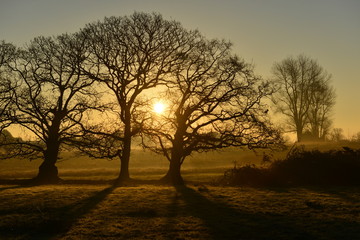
[352,132,360,143]
[271,55,335,142]
[142,38,283,185]
[79,12,198,182]
[329,128,344,142]
[0,41,17,132]
[307,78,336,140]
[3,34,100,183]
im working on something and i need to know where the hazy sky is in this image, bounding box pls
[1,0,359,137]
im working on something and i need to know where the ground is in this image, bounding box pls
[0,147,359,239]
[0,181,359,239]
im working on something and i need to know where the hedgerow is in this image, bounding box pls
[221,147,360,186]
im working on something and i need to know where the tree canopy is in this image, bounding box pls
[142,36,282,184]
[78,12,204,181]
[271,55,335,142]
[2,34,100,183]
[0,41,17,132]
[0,12,295,185]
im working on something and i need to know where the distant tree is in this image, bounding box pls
[0,129,14,144]
[143,37,283,185]
[0,41,17,132]
[329,128,344,142]
[79,12,198,182]
[3,34,100,183]
[306,75,336,140]
[352,132,360,143]
[271,55,335,142]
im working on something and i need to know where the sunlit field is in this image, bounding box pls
[1,145,360,239]
[1,1,359,239]
[0,148,265,182]
[0,183,359,239]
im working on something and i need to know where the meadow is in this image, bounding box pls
[0,148,265,182]
[0,145,359,239]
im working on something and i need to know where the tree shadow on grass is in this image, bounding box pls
[175,185,360,240]
[305,186,360,204]
[0,178,42,192]
[2,178,169,239]
[0,184,28,192]
[0,178,116,193]
[43,184,117,239]
[1,182,117,239]
[163,190,182,240]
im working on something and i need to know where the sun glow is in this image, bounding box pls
[153,102,166,114]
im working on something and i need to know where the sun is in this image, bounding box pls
[153,101,166,114]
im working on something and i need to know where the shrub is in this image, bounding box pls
[221,165,270,186]
[221,147,360,186]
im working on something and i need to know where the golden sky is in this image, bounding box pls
[1,0,359,137]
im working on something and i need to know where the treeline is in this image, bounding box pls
[0,12,341,185]
[0,12,284,185]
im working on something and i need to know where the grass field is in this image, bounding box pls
[0,146,359,239]
[0,182,359,239]
[0,148,265,182]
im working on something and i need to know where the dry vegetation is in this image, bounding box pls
[0,183,359,239]
[0,148,263,182]
[222,145,360,187]
[0,146,360,239]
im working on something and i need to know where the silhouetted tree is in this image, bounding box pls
[0,129,14,142]
[307,78,335,140]
[352,132,360,143]
[79,12,198,182]
[143,37,283,185]
[271,55,334,142]
[329,128,344,142]
[3,34,100,183]
[0,41,17,132]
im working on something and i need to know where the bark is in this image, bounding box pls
[117,112,132,182]
[33,116,62,184]
[295,120,304,142]
[33,161,60,184]
[117,137,131,182]
[33,141,61,184]
[296,129,303,142]
[161,135,185,185]
[161,156,184,185]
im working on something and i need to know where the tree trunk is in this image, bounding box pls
[34,161,60,184]
[161,156,184,185]
[117,114,132,183]
[161,122,186,185]
[117,139,130,182]
[296,125,303,142]
[33,141,61,184]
